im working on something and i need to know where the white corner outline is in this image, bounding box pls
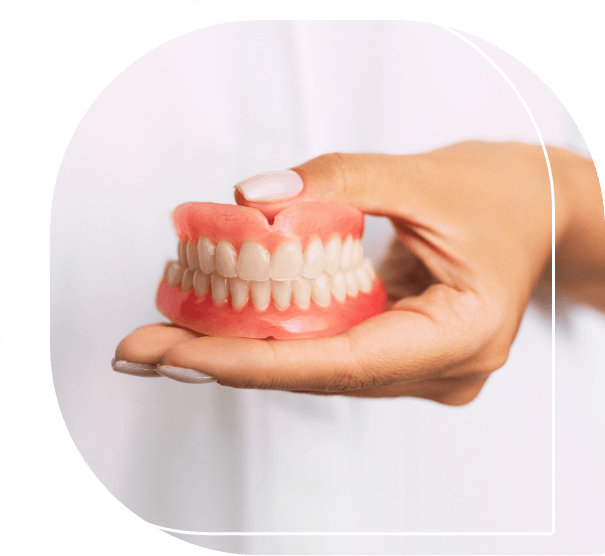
[0,0,555,536]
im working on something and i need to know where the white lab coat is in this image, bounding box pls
[50,21,605,554]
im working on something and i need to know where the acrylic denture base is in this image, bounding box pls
[156,201,387,339]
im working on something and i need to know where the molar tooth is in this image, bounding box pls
[216,241,238,278]
[312,273,332,307]
[352,239,364,269]
[355,266,372,293]
[340,235,354,272]
[186,240,200,269]
[230,278,249,311]
[193,270,209,297]
[238,241,270,281]
[272,280,292,311]
[181,269,194,291]
[323,236,341,276]
[303,237,325,279]
[178,240,188,267]
[211,273,229,305]
[270,242,304,281]
[167,262,184,288]
[345,270,359,297]
[330,271,347,302]
[198,237,216,274]
[251,280,271,311]
[292,278,312,309]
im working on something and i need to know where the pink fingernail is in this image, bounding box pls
[156,365,217,384]
[111,358,160,377]
[235,170,303,202]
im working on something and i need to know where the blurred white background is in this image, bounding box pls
[48,20,604,554]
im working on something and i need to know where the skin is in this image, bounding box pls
[114,141,605,405]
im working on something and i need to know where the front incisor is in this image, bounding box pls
[230,277,249,310]
[198,237,216,274]
[251,280,271,311]
[216,241,238,278]
[272,280,292,311]
[270,242,304,281]
[211,273,229,304]
[237,241,270,281]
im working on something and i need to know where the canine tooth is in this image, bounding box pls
[352,239,363,269]
[272,280,292,311]
[238,241,270,281]
[186,240,200,269]
[193,270,209,296]
[181,269,194,291]
[292,278,312,309]
[230,278,249,310]
[312,273,332,307]
[340,235,354,272]
[345,270,359,297]
[178,240,188,267]
[216,241,238,278]
[167,262,184,288]
[211,273,229,305]
[355,266,372,293]
[364,258,377,281]
[198,237,216,274]
[270,242,304,281]
[323,236,341,276]
[251,280,271,311]
[303,237,325,279]
[331,271,347,302]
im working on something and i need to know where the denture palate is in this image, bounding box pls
[165,235,378,311]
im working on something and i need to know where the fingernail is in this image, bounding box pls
[156,365,217,384]
[111,358,160,377]
[235,170,303,202]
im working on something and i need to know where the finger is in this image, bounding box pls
[115,323,201,365]
[234,153,418,219]
[159,285,491,392]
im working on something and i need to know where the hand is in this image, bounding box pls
[114,141,603,405]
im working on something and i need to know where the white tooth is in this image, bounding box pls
[178,239,188,267]
[355,266,372,293]
[167,262,184,288]
[197,237,216,274]
[323,236,341,276]
[352,239,364,269]
[230,278,249,310]
[211,273,229,305]
[186,240,200,269]
[272,280,292,311]
[292,278,312,309]
[238,241,270,281]
[216,241,238,278]
[181,269,194,291]
[251,280,271,311]
[331,271,347,302]
[312,273,332,307]
[303,237,325,279]
[340,235,354,272]
[345,270,359,297]
[270,241,304,281]
[193,270,209,296]
[364,258,377,281]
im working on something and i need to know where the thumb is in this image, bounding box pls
[234,153,411,219]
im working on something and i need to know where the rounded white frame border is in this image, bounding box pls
[0,0,555,536]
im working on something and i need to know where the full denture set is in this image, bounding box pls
[156,201,387,339]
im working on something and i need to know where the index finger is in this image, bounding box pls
[160,285,489,391]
